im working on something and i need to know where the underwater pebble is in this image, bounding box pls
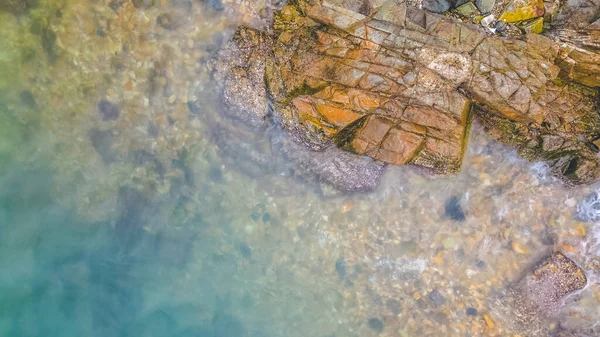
[445,196,465,221]
[466,307,478,316]
[98,100,120,121]
[238,242,251,259]
[367,318,384,333]
[157,13,176,30]
[335,257,347,280]
[429,289,446,307]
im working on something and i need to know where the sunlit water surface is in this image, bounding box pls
[1,1,600,337]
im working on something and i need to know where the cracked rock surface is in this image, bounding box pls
[212,0,600,188]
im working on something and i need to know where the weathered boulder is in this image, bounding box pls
[211,0,600,190]
[490,252,587,336]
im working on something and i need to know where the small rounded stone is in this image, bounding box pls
[368,318,384,333]
[466,307,478,316]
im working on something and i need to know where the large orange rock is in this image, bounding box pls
[212,0,600,186]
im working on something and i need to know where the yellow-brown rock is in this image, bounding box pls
[213,0,600,186]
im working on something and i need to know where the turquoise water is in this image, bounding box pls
[0,121,305,337]
[0,94,354,337]
[2,1,600,336]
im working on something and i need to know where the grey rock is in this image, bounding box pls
[367,318,384,333]
[211,28,271,130]
[98,100,120,121]
[429,289,447,307]
[450,0,470,8]
[551,0,600,29]
[274,133,386,193]
[445,196,465,221]
[422,0,451,13]
[466,307,478,316]
[475,0,495,14]
[335,257,347,280]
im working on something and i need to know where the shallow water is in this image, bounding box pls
[1,1,600,337]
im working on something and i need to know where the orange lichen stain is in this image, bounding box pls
[357,95,380,109]
[315,104,362,127]
[499,107,524,121]
[483,314,495,329]
[346,49,360,59]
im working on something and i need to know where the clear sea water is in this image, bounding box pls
[1,1,600,337]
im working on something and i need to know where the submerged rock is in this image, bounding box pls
[490,252,587,336]
[89,129,117,164]
[335,257,347,280]
[429,289,447,307]
[367,317,384,333]
[98,100,120,121]
[211,0,600,190]
[444,196,465,221]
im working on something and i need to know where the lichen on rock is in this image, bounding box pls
[211,0,600,190]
